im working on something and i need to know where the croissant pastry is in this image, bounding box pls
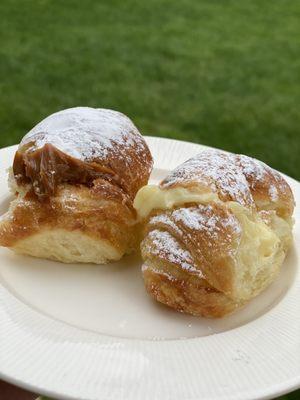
[134,150,294,317]
[0,107,153,264]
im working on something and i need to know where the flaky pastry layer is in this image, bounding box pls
[136,150,294,317]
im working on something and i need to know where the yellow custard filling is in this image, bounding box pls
[134,185,219,219]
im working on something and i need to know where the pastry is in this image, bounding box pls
[0,107,153,264]
[134,149,294,317]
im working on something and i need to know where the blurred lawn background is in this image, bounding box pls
[0,0,299,399]
[0,0,299,179]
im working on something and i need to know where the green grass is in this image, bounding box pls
[0,0,299,179]
[0,1,299,399]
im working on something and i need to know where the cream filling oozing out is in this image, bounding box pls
[134,185,219,219]
[134,184,284,301]
[227,201,281,300]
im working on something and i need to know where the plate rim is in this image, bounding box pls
[0,137,299,400]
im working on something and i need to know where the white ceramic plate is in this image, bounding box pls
[0,137,299,400]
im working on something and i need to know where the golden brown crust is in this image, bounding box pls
[1,107,153,262]
[143,204,242,296]
[143,267,241,318]
[0,183,138,254]
[161,150,294,218]
[140,149,294,318]
[14,107,153,200]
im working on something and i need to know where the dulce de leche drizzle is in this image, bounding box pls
[12,107,153,200]
[13,143,121,199]
[0,108,153,251]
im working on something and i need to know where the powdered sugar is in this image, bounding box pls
[238,154,267,183]
[173,207,218,231]
[162,149,289,210]
[148,202,241,253]
[268,185,279,202]
[18,107,153,198]
[162,150,254,208]
[238,154,281,202]
[172,205,241,239]
[21,107,146,162]
[142,264,176,282]
[145,229,200,274]
[149,213,183,237]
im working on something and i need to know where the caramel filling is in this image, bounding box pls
[13,143,123,199]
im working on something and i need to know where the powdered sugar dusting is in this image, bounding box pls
[145,229,200,274]
[18,107,153,198]
[172,205,242,238]
[142,264,176,282]
[238,154,280,202]
[21,107,147,162]
[162,149,290,211]
[144,202,242,276]
[149,213,183,237]
[238,154,267,182]
[162,150,254,208]
[173,207,217,231]
[268,185,279,202]
[147,203,241,257]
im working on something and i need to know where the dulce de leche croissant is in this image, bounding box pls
[0,107,153,264]
[134,150,294,317]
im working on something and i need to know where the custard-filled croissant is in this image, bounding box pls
[0,107,153,264]
[134,150,294,317]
